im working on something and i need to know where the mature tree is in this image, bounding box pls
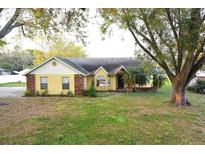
[32,36,86,65]
[0,8,88,45]
[123,67,136,89]
[0,45,34,71]
[32,49,46,66]
[135,50,157,75]
[100,8,205,106]
[46,36,87,58]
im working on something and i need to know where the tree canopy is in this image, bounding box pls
[0,8,88,45]
[0,45,34,71]
[32,36,86,65]
[100,8,205,106]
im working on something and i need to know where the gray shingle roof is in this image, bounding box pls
[57,57,139,75]
[57,57,89,75]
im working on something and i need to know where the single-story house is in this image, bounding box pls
[188,71,205,87]
[196,71,205,81]
[13,68,30,75]
[24,57,139,95]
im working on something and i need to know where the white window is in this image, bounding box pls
[97,76,106,87]
[62,77,69,90]
[40,77,48,89]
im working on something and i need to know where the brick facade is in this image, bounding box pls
[26,74,35,92]
[74,74,84,94]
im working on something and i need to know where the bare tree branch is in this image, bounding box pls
[155,30,177,72]
[193,38,205,62]
[126,20,174,81]
[0,8,4,14]
[165,8,184,73]
[140,10,159,52]
[0,9,23,39]
[165,9,179,42]
[179,9,202,83]
[21,25,26,36]
[139,10,175,81]
[186,53,205,86]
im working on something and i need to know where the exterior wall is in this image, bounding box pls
[31,59,79,75]
[74,74,84,94]
[108,75,116,91]
[94,68,108,91]
[198,77,205,81]
[85,74,117,91]
[35,74,75,95]
[124,81,128,88]
[30,59,82,95]
[85,76,94,90]
[27,58,134,94]
[116,72,128,89]
[26,74,35,92]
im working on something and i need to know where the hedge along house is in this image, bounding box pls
[24,57,139,95]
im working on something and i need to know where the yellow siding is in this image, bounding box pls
[35,74,75,95]
[85,76,93,90]
[94,68,108,91]
[84,70,117,91]
[110,75,116,91]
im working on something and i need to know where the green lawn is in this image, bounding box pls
[0,82,26,87]
[0,85,205,144]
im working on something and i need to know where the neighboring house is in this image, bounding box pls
[0,68,11,75]
[0,68,27,84]
[189,71,205,87]
[196,71,205,81]
[24,57,139,95]
[13,68,30,75]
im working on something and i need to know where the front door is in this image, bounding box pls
[118,75,124,89]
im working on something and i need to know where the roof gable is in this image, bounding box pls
[113,66,127,75]
[24,57,139,76]
[93,66,108,75]
[66,57,139,74]
[24,57,86,76]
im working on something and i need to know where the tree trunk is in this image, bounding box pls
[171,82,190,106]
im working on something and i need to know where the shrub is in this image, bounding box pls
[60,91,65,96]
[24,90,35,96]
[188,80,205,94]
[136,71,149,87]
[35,91,40,96]
[187,86,194,91]
[82,89,89,96]
[89,84,96,97]
[40,89,48,96]
[195,80,205,93]
[67,90,74,97]
[153,74,166,89]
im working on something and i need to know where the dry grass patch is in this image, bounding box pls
[0,85,205,144]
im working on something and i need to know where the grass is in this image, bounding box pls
[0,84,205,144]
[0,82,26,87]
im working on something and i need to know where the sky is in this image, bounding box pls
[2,9,136,58]
[85,10,136,57]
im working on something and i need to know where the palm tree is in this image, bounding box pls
[152,74,166,90]
[136,71,149,88]
[123,67,136,91]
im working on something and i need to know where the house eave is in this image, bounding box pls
[23,57,86,76]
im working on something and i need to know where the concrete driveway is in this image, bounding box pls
[0,87,25,97]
